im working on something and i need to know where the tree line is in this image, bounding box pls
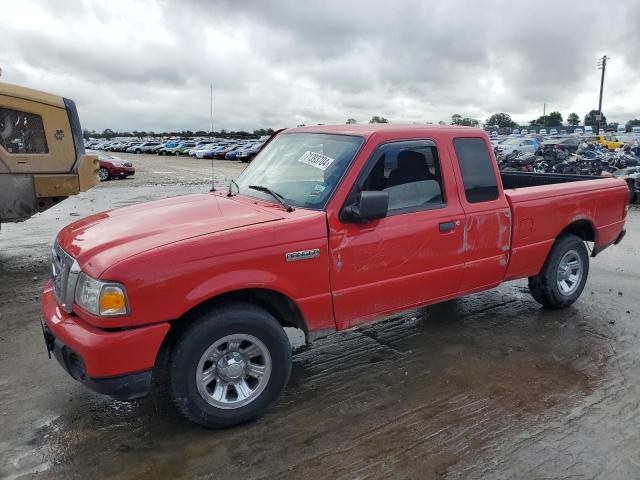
[346,113,640,132]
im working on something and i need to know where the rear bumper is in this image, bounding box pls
[592,228,626,257]
[40,283,170,399]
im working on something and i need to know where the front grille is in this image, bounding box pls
[51,242,80,313]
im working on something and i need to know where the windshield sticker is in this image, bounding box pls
[298,151,335,171]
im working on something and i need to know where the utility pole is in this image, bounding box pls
[210,84,214,137]
[543,103,546,127]
[596,55,608,135]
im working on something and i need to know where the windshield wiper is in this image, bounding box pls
[227,179,239,197]
[248,185,294,212]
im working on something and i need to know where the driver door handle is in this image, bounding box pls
[439,221,456,233]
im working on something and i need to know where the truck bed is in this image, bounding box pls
[502,174,629,281]
[501,171,601,190]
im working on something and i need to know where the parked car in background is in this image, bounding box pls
[156,141,181,155]
[189,142,214,157]
[224,146,244,160]
[88,150,135,181]
[539,129,547,135]
[215,144,240,159]
[122,142,143,152]
[549,128,558,135]
[236,143,264,162]
[544,136,581,153]
[157,142,190,155]
[512,129,520,135]
[594,135,625,151]
[150,143,167,153]
[197,144,228,159]
[236,142,265,162]
[174,142,196,156]
[126,141,160,153]
[574,128,584,135]
[494,137,539,155]
[139,142,162,153]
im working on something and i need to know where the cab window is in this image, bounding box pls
[453,137,499,203]
[0,107,49,154]
[358,140,445,214]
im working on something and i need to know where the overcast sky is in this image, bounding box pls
[2,0,639,132]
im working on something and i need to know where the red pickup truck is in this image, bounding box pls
[41,125,629,427]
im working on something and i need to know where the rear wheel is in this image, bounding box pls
[528,234,589,308]
[168,303,292,428]
[98,167,110,181]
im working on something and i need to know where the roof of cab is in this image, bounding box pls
[284,123,484,139]
[0,82,65,108]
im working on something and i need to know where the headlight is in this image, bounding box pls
[75,272,129,316]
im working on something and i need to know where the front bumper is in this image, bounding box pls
[41,283,170,400]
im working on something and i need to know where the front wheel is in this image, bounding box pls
[168,303,292,428]
[528,234,589,308]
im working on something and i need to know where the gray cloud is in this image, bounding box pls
[2,0,638,132]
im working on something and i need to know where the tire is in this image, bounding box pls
[168,303,292,428]
[175,151,180,156]
[98,167,110,182]
[528,234,589,309]
[135,149,142,154]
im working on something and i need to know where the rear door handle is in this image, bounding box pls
[439,221,456,233]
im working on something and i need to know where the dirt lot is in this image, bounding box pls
[1,153,639,479]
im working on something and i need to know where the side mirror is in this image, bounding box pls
[341,191,389,224]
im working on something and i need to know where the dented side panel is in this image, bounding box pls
[458,208,512,291]
[446,136,512,291]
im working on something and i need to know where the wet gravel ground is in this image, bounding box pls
[1,153,639,480]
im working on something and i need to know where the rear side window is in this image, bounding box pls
[0,107,49,154]
[453,137,499,203]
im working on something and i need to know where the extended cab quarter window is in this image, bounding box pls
[359,140,445,214]
[0,107,49,154]
[453,137,499,203]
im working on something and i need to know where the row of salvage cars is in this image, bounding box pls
[88,138,266,163]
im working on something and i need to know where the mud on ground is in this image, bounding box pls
[1,153,639,479]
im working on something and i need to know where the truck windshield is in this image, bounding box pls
[235,133,364,210]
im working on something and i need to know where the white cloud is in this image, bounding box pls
[2,0,638,132]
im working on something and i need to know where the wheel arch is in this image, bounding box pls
[558,219,596,243]
[155,288,308,370]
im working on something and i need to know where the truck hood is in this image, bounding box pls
[57,193,283,275]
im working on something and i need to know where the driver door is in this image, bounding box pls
[327,140,466,330]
